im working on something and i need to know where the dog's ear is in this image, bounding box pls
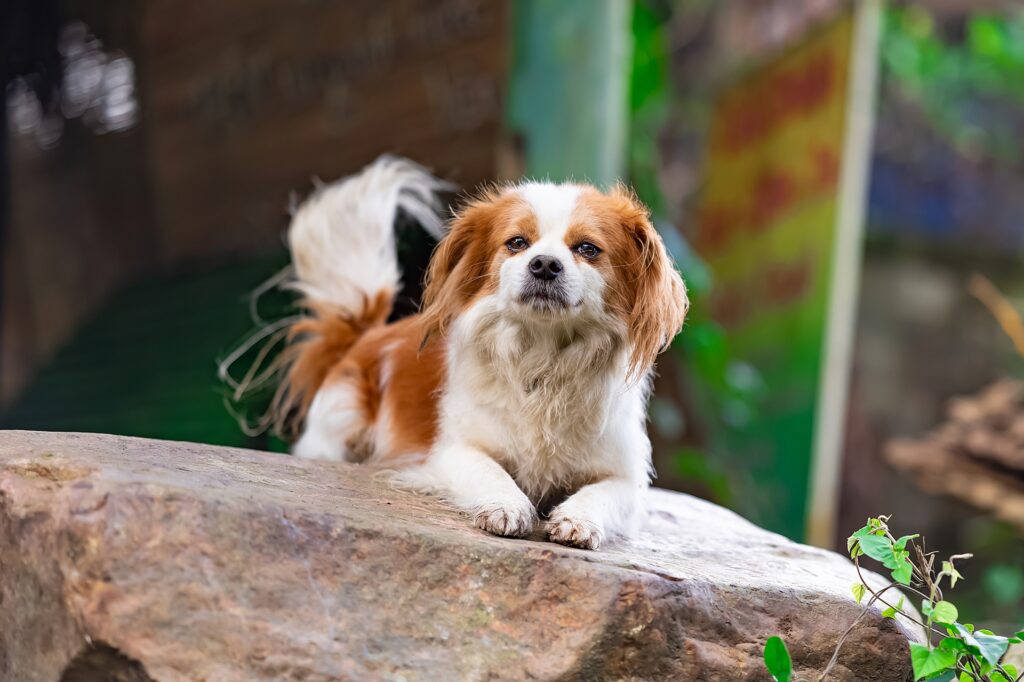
[420,191,499,344]
[613,187,689,377]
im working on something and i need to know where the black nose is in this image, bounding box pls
[529,255,563,281]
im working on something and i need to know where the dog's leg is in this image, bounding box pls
[546,478,645,550]
[293,381,364,461]
[400,442,537,538]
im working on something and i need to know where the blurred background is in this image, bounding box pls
[2,0,1022,628]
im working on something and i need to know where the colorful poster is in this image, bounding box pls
[694,6,879,541]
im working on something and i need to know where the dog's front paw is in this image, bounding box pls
[546,512,605,550]
[474,502,536,538]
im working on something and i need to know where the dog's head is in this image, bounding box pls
[421,182,688,375]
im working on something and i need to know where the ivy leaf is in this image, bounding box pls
[848,526,871,552]
[894,534,919,550]
[881,548,904,570]
[858,534,894,564]
[930,601,958,625]
[882,596,906,619]
[950,623,983,656]
[910,642,956,680]
[892,560,914,586]
[763,636,792,682]
[847,526,874,558]
[972,631,1009,666]
[852,583,866,605]
[938,637,967,653]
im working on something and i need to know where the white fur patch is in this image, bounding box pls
[517,182,582,238]
[287,156,451,312]
[293,381,363,462]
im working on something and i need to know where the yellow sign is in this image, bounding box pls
[694,5,879,542]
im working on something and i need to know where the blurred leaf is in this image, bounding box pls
[969,16,1007,60]
[883,5,1024,165]
[930,601,958,625]
[983,563,1024,605]
[673,448,733,505]
[763,636,792,682]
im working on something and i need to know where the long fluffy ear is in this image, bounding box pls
[617,188,689,377]
[419,190,500,343]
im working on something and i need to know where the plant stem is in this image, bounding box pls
[852,562,944,638]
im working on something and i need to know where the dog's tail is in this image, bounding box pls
[220,156,450,440]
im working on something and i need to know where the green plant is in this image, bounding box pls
[762,516,1023,681]
[883,6,1024,166]
[764,635,792,682]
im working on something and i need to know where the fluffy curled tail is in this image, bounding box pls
[220,156,451,440]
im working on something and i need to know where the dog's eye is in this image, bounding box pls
[575,242,601,260]
[506,236,529,252]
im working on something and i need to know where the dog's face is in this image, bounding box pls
[496,183,611,319]
[421,182,689,374]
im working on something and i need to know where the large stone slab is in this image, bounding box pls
[0,431,918,681]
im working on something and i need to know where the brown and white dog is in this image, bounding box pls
[277,156,688,549]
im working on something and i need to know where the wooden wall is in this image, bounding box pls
[139,0,507,264]
[2,0,508,405]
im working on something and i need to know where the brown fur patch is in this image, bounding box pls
[272,290,392,440]
[420,189,535,344]
[574,186,689,377]
[332,315,445,462]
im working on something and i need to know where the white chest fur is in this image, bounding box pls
[439,300,649,501]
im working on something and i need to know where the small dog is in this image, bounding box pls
[275,156,687,549]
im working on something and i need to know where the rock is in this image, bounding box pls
[0,431,918,681]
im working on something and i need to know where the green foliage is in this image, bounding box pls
[672,448,733,505]
[984,564,1024,606]
[764,516,1023,681]
[627,0,756,522]
[882,6,1024,165]
[763,636,792,682]
[958,521,1024,627]
[910,643,957,679]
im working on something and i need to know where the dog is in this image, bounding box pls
[273,156,688,549]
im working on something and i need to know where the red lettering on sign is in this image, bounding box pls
[714,50,836,155]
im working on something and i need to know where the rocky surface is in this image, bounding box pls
[0,431,919,681]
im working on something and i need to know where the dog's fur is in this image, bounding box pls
[280,156,688,549]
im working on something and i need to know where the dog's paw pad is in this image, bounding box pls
[546,515,604,550]
[474,504,535,538]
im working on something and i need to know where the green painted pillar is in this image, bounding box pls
[507,0,633,186]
